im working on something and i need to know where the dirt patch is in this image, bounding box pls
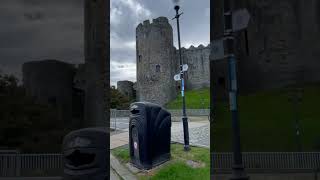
[186,160,205,168]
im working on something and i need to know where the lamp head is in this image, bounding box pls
[174,5,180,12]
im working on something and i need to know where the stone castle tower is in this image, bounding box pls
[136,17,178,105]
[134,17,210,106]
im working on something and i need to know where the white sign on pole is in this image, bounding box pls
[211,38,224,60]
[182,64,188,71]
[174,74,181,81]
[232,8,250,32]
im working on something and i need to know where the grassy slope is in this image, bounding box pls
[212,84,320,152]
[165,88,210,109]
[112,144,210,180]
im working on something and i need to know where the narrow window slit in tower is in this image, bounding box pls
[138,55,142,63]
[156,64,161,72]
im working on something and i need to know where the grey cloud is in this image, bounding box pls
[110,0,209,84]
[0,0,84,79]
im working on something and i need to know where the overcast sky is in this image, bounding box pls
[110,0,210,86]
[0,0,209,86]
[0,0,84,82]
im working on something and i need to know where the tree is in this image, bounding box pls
[110,87,131,110]
[0,73,68,152]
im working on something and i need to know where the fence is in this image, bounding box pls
[110,109,210,118]
[0,153,62,177]
[110,109,210,130]
[212,152,320,172]
[1,152,320,176]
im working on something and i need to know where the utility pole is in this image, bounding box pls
[173,5,190,151]
[223,0,249,179]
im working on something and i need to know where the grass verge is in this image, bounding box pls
[112,143,210,180]
[212,83,320,152]
[165,88,210,109]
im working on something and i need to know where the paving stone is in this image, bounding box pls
[125,163,142,174]
[171,123,210,148]
[110,168,121,180]
[110,154,137,180]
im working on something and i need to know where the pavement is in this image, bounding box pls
[110,154,137,180]
[111,130,130,149]
[110,168,120,180]
[171,122,210,148]
[111,123,210,149]
[110,116,209,131]
[110,117,210,179]
[111,118,210,150]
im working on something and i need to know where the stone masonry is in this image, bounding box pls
[134,16,210,106]
[211,0,320,100]
[136,17,178,106]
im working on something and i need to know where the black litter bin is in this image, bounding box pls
[62,127,108,180]
[129,102,171,170]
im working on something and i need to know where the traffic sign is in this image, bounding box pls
[232,8,250,32]
[182,64,188,71]
[174,74,181,81]
[211,38,224,60]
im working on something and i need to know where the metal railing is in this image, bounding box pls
[110,109,210,130]
[110,109,210,117]
[1,152,320,176]
[0,154,62,177]
[212,152,320,172]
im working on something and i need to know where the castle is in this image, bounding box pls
[118,16,210,106]
[22,0,108,127]
[22,60,85,128]
[210,0,320,101]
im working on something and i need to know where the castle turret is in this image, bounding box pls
[136,17,177,106]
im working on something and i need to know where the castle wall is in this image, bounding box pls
[178,45,210,90]
[136,17,177,106]
[211,0,320,100]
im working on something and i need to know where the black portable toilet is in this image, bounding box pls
[129,102,171,170]
[62,127,109,180]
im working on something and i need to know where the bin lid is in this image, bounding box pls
[62,127,109,150]
[130,101,169,112]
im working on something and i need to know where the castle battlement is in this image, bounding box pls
[136,17,171,33]
[178,44,210,52]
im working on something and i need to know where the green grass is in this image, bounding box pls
[112,143,210,180]
[165,88,210,109]
[111,146,130,163]
[212,83,320,152]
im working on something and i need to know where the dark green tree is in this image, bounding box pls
[0,73,68,153]
[110,87,131,110]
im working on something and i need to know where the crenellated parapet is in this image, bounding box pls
[178,44,210,52]
[174,43,211,90]
[136,17,172,36]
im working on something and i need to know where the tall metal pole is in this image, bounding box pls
[173,5,190,151]
[223,0,248,179]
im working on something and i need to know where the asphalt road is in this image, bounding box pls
[110,117,129,130]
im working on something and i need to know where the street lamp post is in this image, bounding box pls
[173,5,190,151]
[223,0,249,179]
